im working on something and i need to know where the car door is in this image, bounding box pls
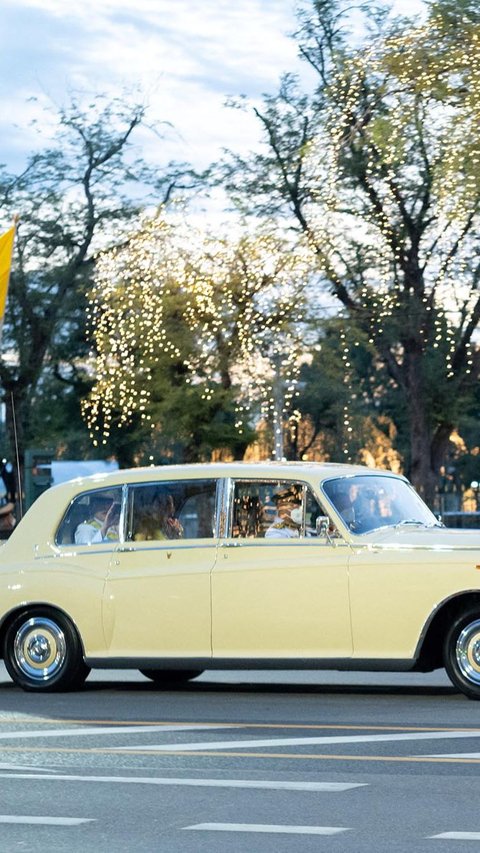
[104,478,219,659]
[211,479,352,660]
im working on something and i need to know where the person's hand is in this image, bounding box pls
[102,502,120,535]
[166,517,183,537]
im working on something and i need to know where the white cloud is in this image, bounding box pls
[0,0,426,178]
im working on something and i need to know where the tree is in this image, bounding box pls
[0,92,197,469]
[220,0,480,503]
[84,214,317,460]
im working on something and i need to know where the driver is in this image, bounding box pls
[265,487,303,539]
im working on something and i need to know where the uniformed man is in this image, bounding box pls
[74,495,120,545]
[265,487,303,539]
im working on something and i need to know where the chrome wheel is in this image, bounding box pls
[13,617,67,682]
[4,609,90,692]
[455,619,480,685]
[444,610,480,699]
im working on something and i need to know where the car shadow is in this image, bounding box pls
[82,678,457,697]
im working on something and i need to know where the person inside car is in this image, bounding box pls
[74,495,120,544]
[265,487,303,539]
[134,492,183,541]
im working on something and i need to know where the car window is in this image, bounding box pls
[126,479,217,542]
[322,474,438,533]
[231,481,324,539]
[56,487,123,546]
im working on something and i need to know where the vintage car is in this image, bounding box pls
[1,461,480,698]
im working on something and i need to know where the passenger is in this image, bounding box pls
[134,493,183,541]
[265,488,303,539]
[74,495,120,545]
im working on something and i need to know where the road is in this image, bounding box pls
[0,665,477,851]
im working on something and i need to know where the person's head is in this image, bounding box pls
[91,494,115,520]
[274,488,302,524]
[153,492,175,518]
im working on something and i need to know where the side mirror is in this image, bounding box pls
[316,515,331,537]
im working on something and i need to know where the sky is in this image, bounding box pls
[1,0,426,198]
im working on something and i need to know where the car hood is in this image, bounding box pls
[353,525,480,550]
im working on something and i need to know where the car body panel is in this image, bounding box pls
[348,544,480,658]
[103,539,216,658]
[211,538,352,657]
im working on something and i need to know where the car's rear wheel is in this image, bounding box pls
[443,609,480,699]
[139,668,203,686]
[4,609,90,692]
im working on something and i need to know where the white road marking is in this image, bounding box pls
[429,832,480,840]
[111,729,480,752]
[185,822,349,835]
[0,815,93,825]
[427,753,480,759]
[0,763,56,772]
[0,772,366,791]
[0,723,236,742]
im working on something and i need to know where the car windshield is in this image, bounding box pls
[322,475,439,534]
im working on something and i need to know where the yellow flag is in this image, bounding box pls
[0,226,15,320]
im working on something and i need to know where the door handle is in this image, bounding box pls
[117,545,135,553]
[220,541,242,548]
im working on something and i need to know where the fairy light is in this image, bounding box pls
[83,213,317,452]
[298,3,480,434]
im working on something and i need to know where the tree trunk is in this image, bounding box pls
[404,349,437,507]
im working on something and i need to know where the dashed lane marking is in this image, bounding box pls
[0,723,238,742]
[0,772,366,791]
[429,832,480,840]
[0,815,94,825]
[185,822,350,835]
[109,729,480,752]
[427,753,480,759]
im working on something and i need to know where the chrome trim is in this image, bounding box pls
[45,545,119,559]
[215,478,228,539]
[219,539,347,548]
[224,477,235,539]
[116,542,218,554]
[119,483,128,544]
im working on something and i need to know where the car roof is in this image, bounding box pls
[48,460,405,496]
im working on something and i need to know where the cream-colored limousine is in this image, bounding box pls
[1,461,480,698]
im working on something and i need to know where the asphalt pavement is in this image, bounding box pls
[0,664,477,852]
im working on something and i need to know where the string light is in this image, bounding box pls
[83,213,318,452]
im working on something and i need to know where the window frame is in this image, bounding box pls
[54,484,126,548]
[225,477,326,540]
[124,477,221,543]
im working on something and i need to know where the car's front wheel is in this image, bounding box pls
[443,609,480,699]
[3,609,90,692]
[139,668,203,686]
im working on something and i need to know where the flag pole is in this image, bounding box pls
[0,217,20,516]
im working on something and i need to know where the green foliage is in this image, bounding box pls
[0,92,199,465]
[218,0,480,501]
